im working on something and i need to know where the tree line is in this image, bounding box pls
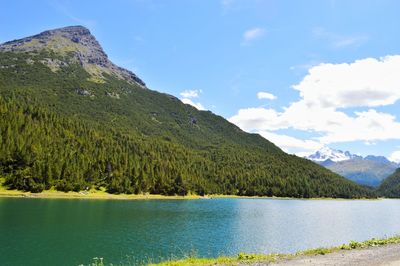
[0,96,374,198]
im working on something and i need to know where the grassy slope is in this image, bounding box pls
[0,50,280,153]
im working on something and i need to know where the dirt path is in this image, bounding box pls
[246,243,400,266]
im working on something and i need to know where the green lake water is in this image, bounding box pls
[1,198,400,265]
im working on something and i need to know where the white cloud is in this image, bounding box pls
[312,27,368,48]
[229,55,400,154]
[229,107,283,132]
[231,105,400,145]
[241,27,265,45]
[258,131,323,155]
[334,36,367,48]
[180,89,201,99]
[257,91,277,100]
[181,98,205,110]
[389,151,400,163]
[294,56,400,108]
[179,89,205,110]
[318,110,400,144]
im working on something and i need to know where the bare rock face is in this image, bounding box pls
[0,26,146,87]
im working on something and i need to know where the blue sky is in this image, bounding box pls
[2,0,400,161]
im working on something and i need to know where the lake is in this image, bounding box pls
[1,198,400,265]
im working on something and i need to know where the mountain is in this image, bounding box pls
[0,26,374,198]
[377,169,400,198]
[307,147,361,162]
[306,148,398,187]
[364,155,392,165]
[0,25,145,86]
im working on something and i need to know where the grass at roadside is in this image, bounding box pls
[149,235,400,266]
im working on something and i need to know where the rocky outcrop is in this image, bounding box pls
[0,26,146,87]
[76,88,92,96]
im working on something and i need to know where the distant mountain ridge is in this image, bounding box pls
[306,147,399,187]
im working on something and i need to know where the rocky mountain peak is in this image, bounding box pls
[306,147,399,187]
[307,147,398,165]
[0,25,145,87]
[307,147,353,162]
[39,25,92,39]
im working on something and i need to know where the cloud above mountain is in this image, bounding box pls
[293,56,400,108]
[180,89,201,98]
[257,91,276,100]
[180,89,205,110]
[390,151,400,163]
[229,55,400,154]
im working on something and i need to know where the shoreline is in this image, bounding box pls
[0,188,202,200]
[0,187,384,201]
[0,179,382,201]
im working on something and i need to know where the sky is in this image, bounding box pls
[2,0,400,161]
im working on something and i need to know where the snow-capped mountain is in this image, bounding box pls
[306,147,399,187]
[306,147,361,162]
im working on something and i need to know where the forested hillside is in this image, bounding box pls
[377,169,400,198]
[0,26,375,198]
